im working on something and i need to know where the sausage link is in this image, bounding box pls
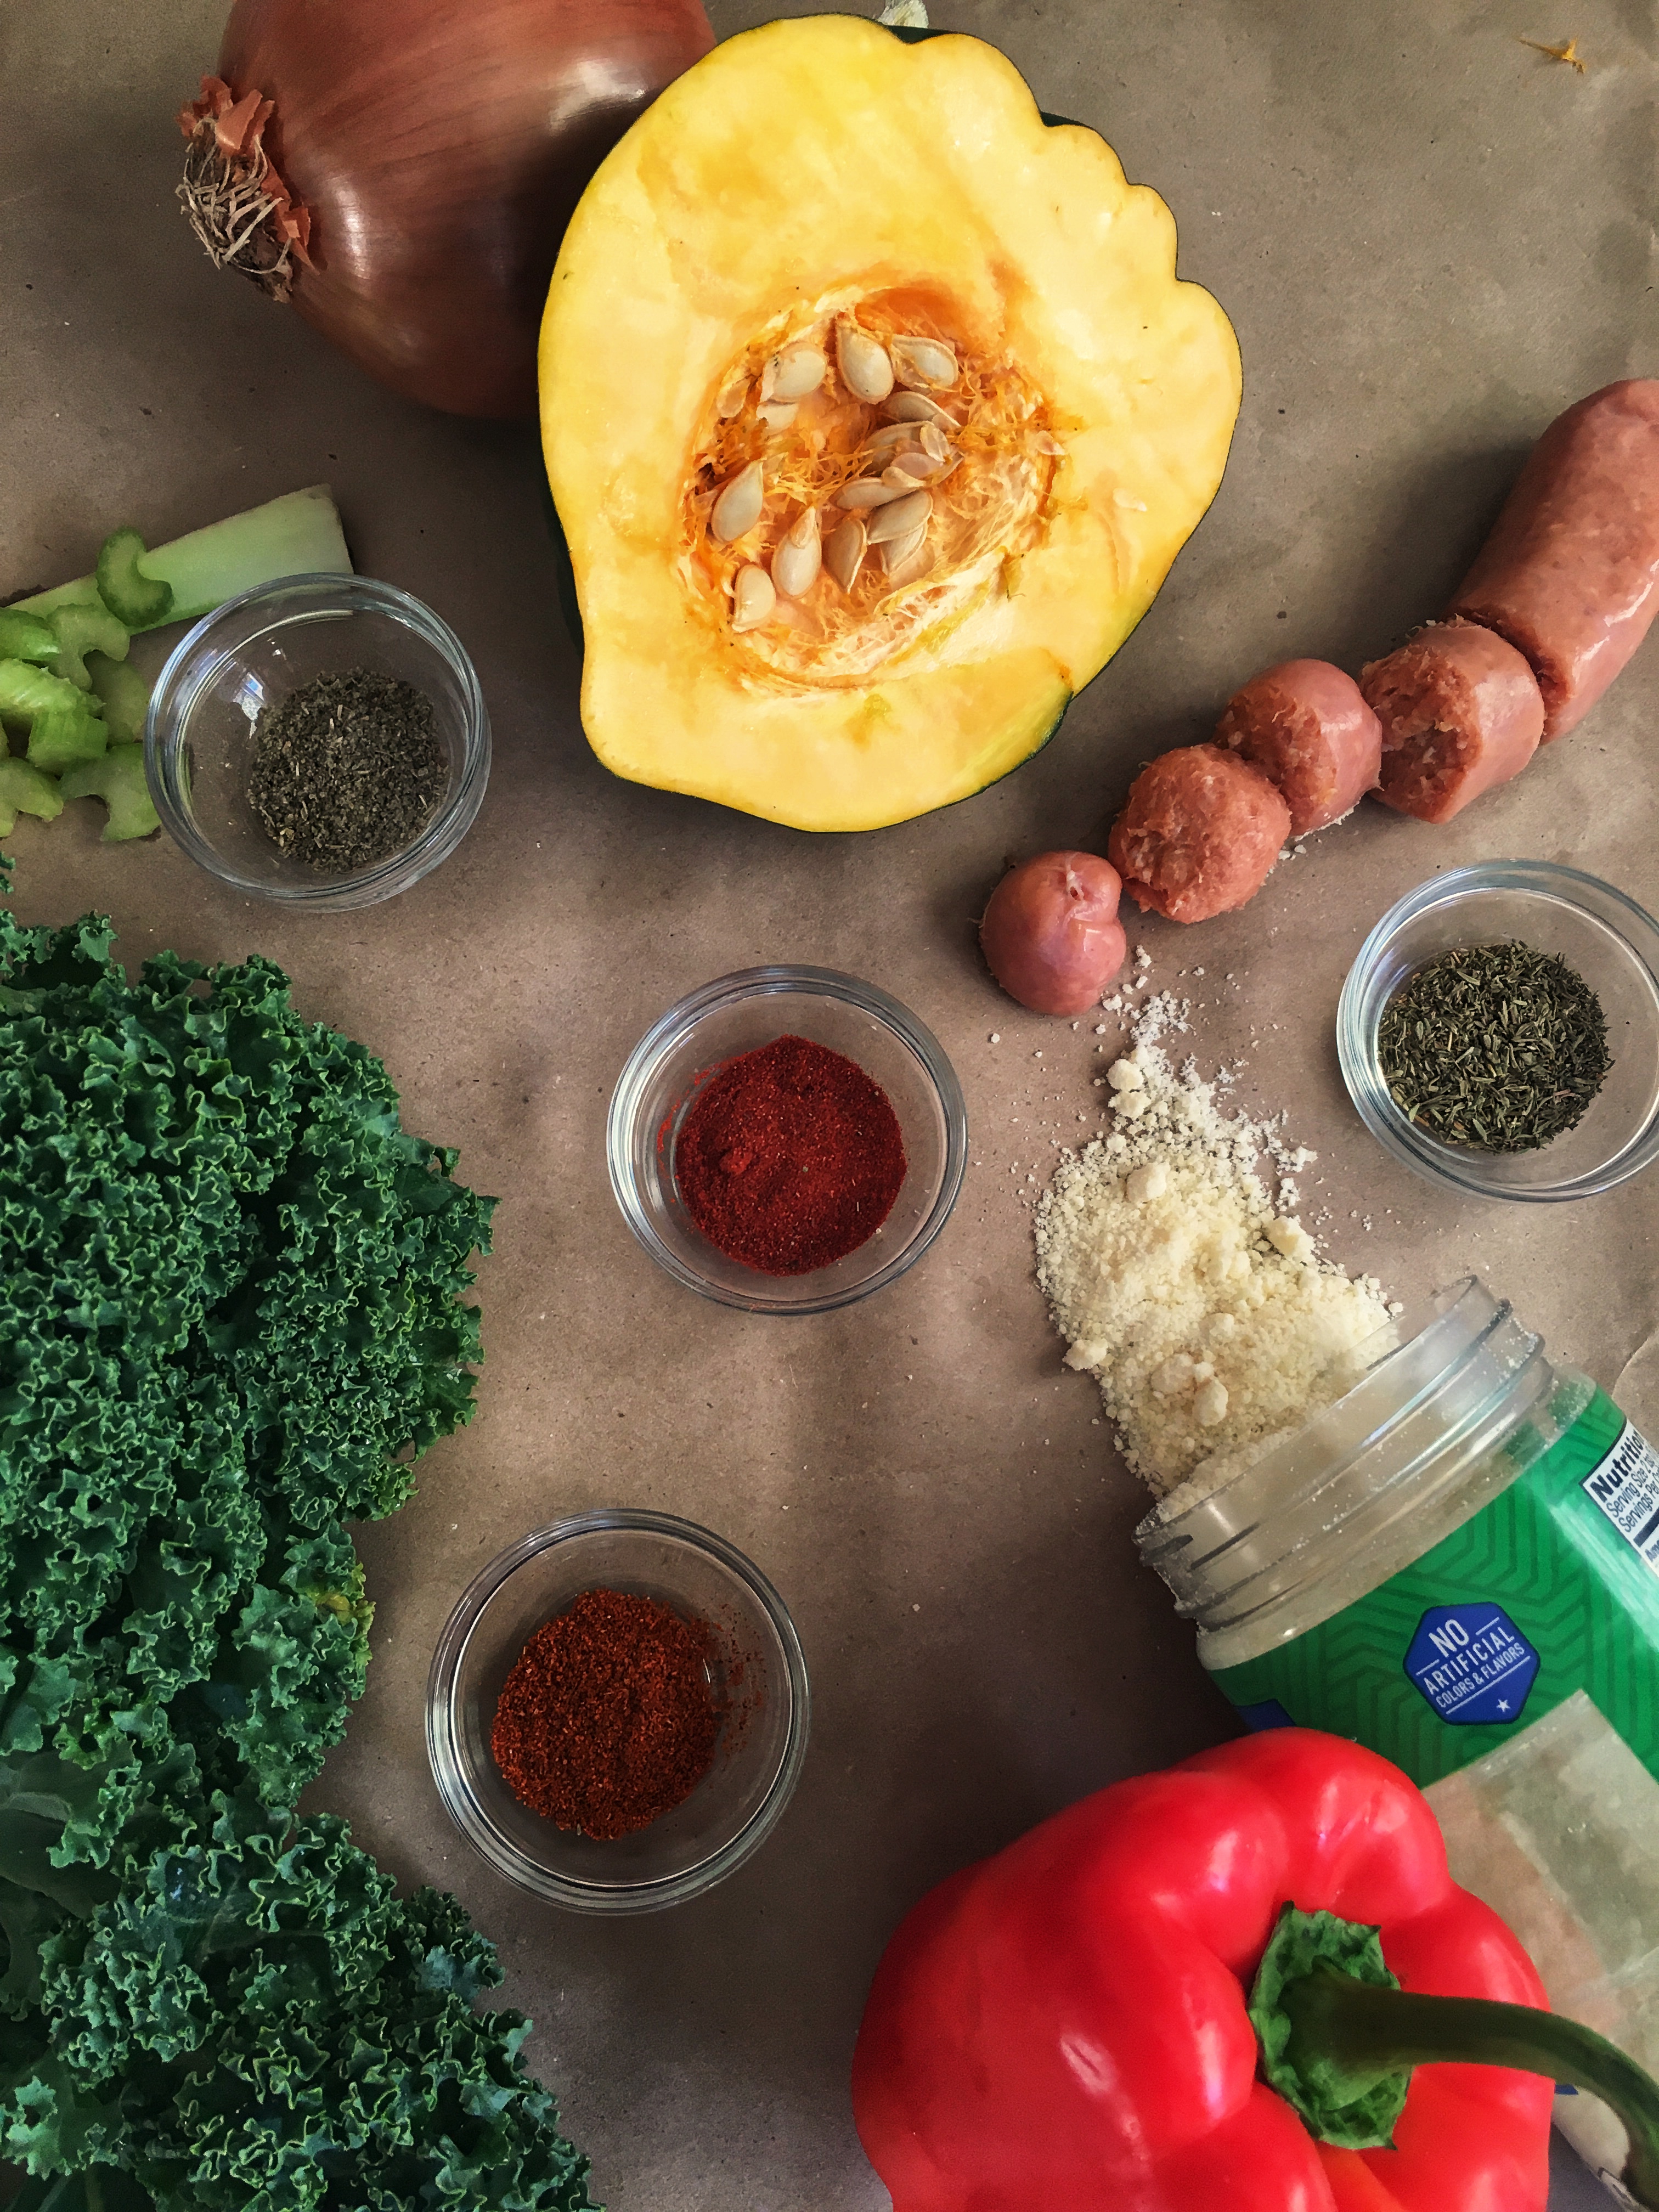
[1447,379,1659,740]
[1361,622,1543,823]
[1108,744,1290,923]
[1212,658,1382,834]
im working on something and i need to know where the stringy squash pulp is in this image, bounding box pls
[540,17,1242,831]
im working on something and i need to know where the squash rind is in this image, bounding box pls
[540,15,1240,831]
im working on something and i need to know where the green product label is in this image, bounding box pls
[1210,1389,1659,1787]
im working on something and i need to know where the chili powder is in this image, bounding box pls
[490,1588,719,1839]
[675,1033,906,1275]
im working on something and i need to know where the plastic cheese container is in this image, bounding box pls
[1136,1277,1659,2196]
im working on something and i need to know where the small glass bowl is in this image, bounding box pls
[145,573,490,911]
[607,965,968,1314]
[426,1509,809,1913]
[1338,860,1659,1202]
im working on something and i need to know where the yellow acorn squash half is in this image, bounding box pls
[539,15,1240,832]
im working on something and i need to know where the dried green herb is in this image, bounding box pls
[1378,939,1611,1154]
[246,667,444,872]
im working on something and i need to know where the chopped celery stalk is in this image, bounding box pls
[0,658,95,726]
[0,757,67,836]
[49,602,131,690]
[0,608,59,665]
[59,744,158,842]
[95,526,174,627]
[88,652,152,746]
[17,486,352,633]
[28,707,109,776]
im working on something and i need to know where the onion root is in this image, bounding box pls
[177,75,312,303]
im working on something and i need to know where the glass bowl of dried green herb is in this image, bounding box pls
[146,573,489,909]
[1339,860,1659,1201]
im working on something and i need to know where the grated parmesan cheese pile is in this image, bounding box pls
[1035,985,1396,1501]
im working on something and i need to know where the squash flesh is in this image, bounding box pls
[541,16,1240,832]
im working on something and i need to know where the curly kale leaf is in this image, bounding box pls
[0,1874,81,2014]
[0,926,495,1539]
[0,911,494,1860]
[14,1797,596,2212]
[0,910,592,2212]
[11,2168,159,2212]
[0,1503,365,1876]
[0,2044,125,2181]
[190,1520,373,1810]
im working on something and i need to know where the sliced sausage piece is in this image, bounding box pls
[980,850,1126,1015]
[1212,658,1383,834]
[1361,622,1544,823]
[1447,379,1659,740]
[1108,744,1290,924]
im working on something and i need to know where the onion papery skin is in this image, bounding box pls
[214,0,714,417]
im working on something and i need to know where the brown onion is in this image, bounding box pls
[980,850,1127,1016]
[179,0,713,418]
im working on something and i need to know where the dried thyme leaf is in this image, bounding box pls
[1377,939,1612,1154]
[247,667,445,873]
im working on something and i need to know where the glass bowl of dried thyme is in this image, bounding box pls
[1339,860,1659,1201]
[146,573,489,910]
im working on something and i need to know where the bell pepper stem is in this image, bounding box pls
[1284,1963,1659,2210]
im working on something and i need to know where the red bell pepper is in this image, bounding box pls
[852,1728,1659,2211]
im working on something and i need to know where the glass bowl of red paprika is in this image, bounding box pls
[607,965,968,1314]
[425,1508,810,1912]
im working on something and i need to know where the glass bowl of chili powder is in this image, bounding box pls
[608,966,968,1313]
[426,1508,810,1911]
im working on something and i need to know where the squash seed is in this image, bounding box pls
[771,506,822,598]
[865,489,932,544]
[731,565,776,631]
[921,424,950,463]
[824,515,867,591]
[757,400,799,433]
[882,391,956,427]
[716,375,749,420]
[710,460,765,542]
[836,477,910,510]
[889,335,958,390]
[863,421,922,457]
[761,343,827,404]
[888,449,944,481]
[836,319,895,403]
[878,523,929,576]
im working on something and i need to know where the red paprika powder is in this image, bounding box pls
[490,1588,719,1839]
[675,1033,906,1275]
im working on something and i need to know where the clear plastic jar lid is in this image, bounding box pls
[1135,1278,1556,1647]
